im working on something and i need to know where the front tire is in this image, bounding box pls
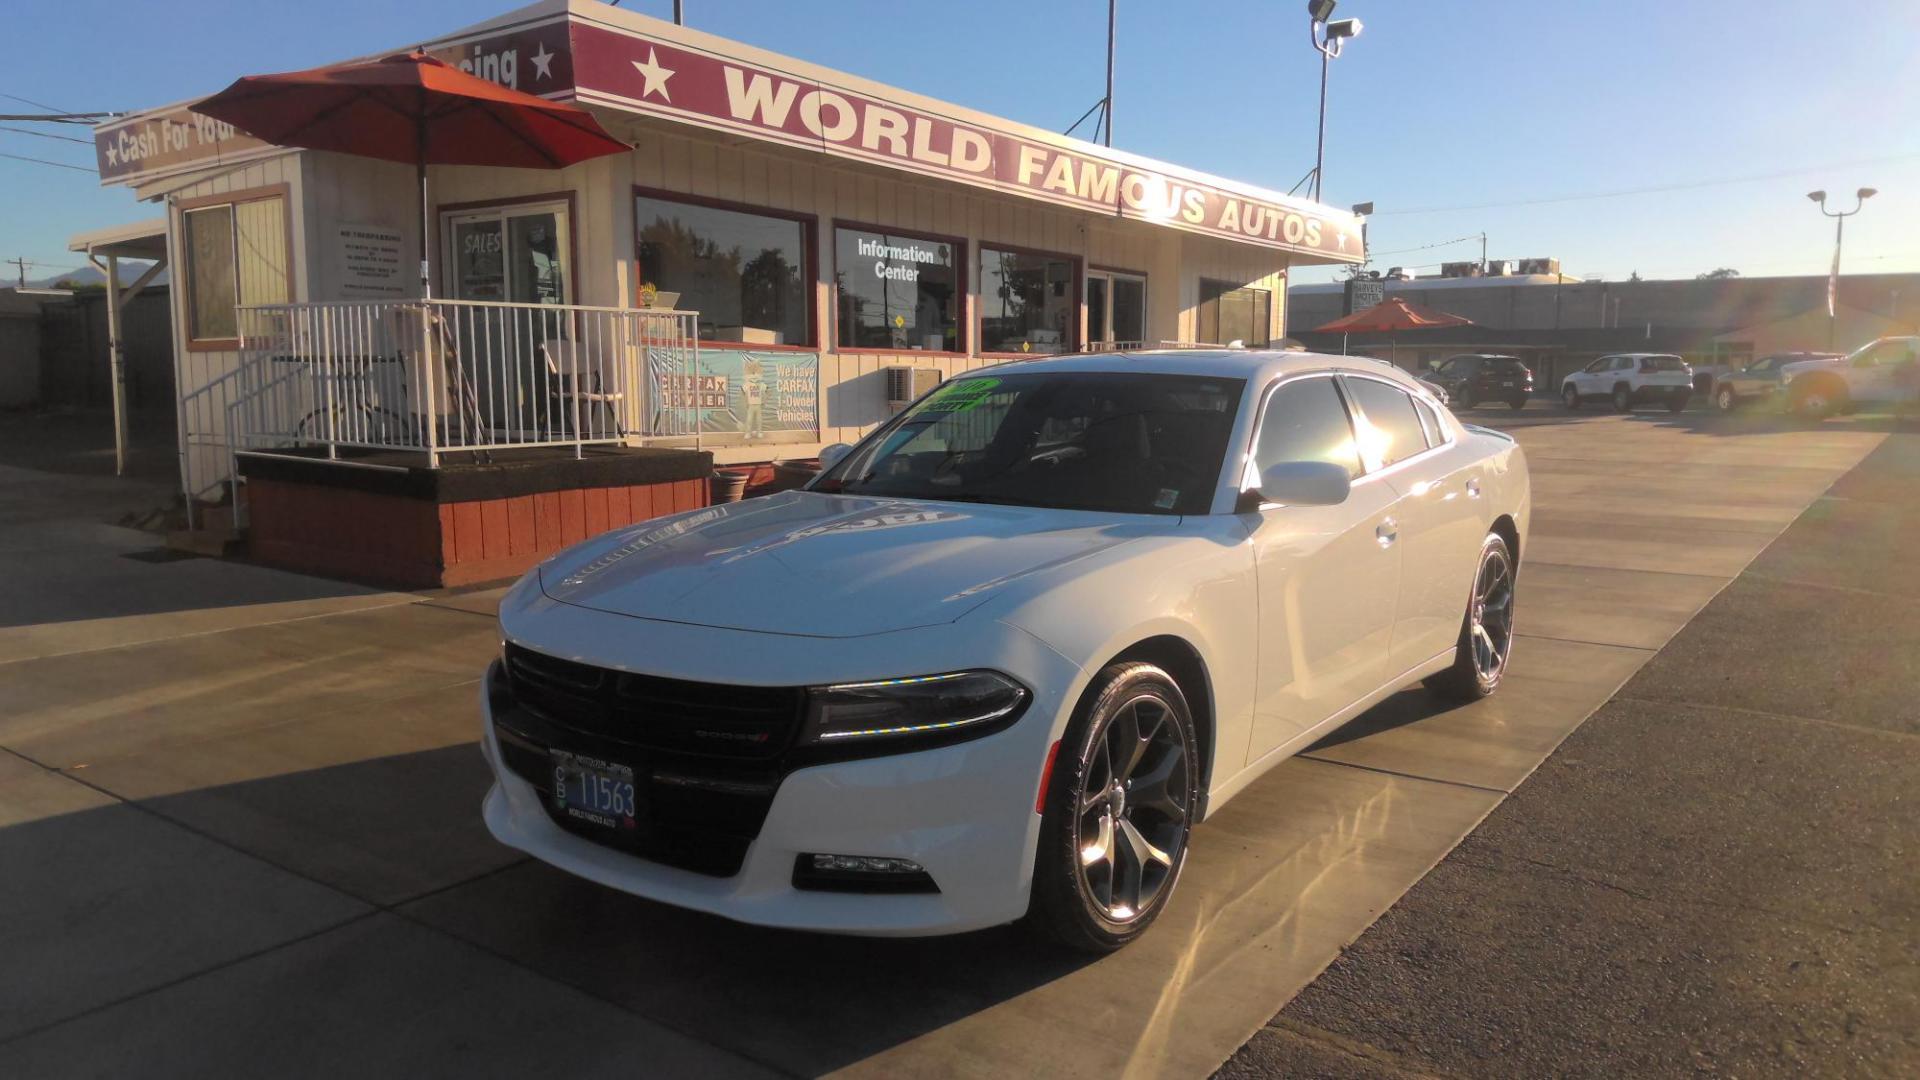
[1611,385,1632,412]
[1029,662,1198,953]
[1715,385,1738,412]
[1562,385,1580,410]
[1426,532,1517,704]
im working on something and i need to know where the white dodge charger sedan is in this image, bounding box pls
[479,350,1529,952]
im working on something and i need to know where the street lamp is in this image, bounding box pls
[1307,0,1363,202]
[1808,186,1877,349]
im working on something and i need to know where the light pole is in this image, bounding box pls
[1307,1,1362,202]
[1808,187,1876,350]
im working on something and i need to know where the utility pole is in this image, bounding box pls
[9,256,26,288]
[1103,0,1115,146]
[673,0,684,25]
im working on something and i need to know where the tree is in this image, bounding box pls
[1696,267,1740,279]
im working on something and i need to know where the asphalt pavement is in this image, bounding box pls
[1221,424,1920,1079]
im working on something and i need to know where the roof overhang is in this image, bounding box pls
[92,0,1364,264]
[67,218,170,261]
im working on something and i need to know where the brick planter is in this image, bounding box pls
[237,447,712,589]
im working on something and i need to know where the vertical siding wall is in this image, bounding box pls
[141,153,303,500]
[429,119,1294,454]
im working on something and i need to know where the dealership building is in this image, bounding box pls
[76,0,1362,584]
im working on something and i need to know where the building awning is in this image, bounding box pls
[67,218,169,261]
[91,0,1365,265]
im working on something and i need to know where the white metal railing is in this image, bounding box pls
[175,298,700,525]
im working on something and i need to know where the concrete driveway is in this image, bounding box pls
[0,407,1890,1076]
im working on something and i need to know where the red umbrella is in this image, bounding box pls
[192,50,628,296]
[1313,295,1473,364]
[1314,295,1473,333]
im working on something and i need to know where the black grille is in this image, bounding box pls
[504,643,804,759]
[493,646,810,878]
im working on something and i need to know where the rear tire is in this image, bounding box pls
[1509,396,1528,410]
[1028,662,1198,953]
[1666,393,1689,413]
[1426,532,1517,704]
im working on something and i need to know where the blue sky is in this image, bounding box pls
[5,0,1917,285]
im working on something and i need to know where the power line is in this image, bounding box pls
[0,124,91,145]
[1,91,69,113]
[1368,233,1486,258]
[0,150,93,173]
[1375,152,1920,217]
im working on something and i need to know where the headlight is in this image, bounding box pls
[802,671,1029,744]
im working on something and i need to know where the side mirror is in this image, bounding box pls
[1243,460,1351,509]
[818,442,855,472]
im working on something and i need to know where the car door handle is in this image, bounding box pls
[1375,517,1398,548]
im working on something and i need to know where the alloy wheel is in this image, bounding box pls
[1073,694,1191,922]
[1717,386,1736,411]
[1469,545,1516,683]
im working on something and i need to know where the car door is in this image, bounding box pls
[1342,376,1487,673]
[1243,374,1401,760]
[1572,356,1611,397]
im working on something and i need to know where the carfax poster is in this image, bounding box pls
[649,349,819,441]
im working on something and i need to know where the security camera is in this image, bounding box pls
[1326,17,1363,39]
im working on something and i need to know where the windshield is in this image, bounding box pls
[815,371,1245,515]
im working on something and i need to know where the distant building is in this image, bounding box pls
[1288,270,1920,386]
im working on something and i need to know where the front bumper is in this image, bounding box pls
[476,591,1084,936]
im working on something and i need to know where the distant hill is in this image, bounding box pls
[24,261,168,289]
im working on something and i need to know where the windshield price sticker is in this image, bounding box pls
[921,377,1001,414]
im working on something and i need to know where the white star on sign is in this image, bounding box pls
[105,142,120,166]
[632,47,675,103]
[530,43,555,81]
[1336,232,1349,250]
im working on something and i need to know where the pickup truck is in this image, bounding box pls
[1785,337,1920,418]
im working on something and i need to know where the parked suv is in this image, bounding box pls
[1784,336,1920,419]
[1710,352,1841,411]
[1426,354,1533,409]
[1561,353,1692,412]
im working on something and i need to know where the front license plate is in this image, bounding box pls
[549,750,639,831]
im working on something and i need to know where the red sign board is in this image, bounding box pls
[567,21,1362,260]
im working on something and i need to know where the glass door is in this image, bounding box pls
[1087,270,1146,349]
[442,203,572,437]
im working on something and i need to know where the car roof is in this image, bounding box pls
[973,348,1435,393]
[1447,353,1521,360]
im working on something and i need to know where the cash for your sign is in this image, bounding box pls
[860,237,944,282]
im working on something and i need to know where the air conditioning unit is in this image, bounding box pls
[885,367,942,412]
[1517,257,1561,276]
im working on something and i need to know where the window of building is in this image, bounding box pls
[635,191,812,346]
[1342,376,1428,470]
[1250,376,1362,484]
[1198,279,1271,347]
[1087,270,1147,347]
[443,200,571,305]
[978,246,1077,354]
[833,226,961,352]
[181,193,289,346]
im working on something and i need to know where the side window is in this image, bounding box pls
[1413,397,1445,447]
[1251,377,1363,483]
[1343,377,1429,470]
[1584,357,1611,374]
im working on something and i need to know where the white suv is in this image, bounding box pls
[1561,353,1693,412]
[1785,336,1920,419]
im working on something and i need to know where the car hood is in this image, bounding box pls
[1781,357,1845,377]
[537,490,1155,638]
